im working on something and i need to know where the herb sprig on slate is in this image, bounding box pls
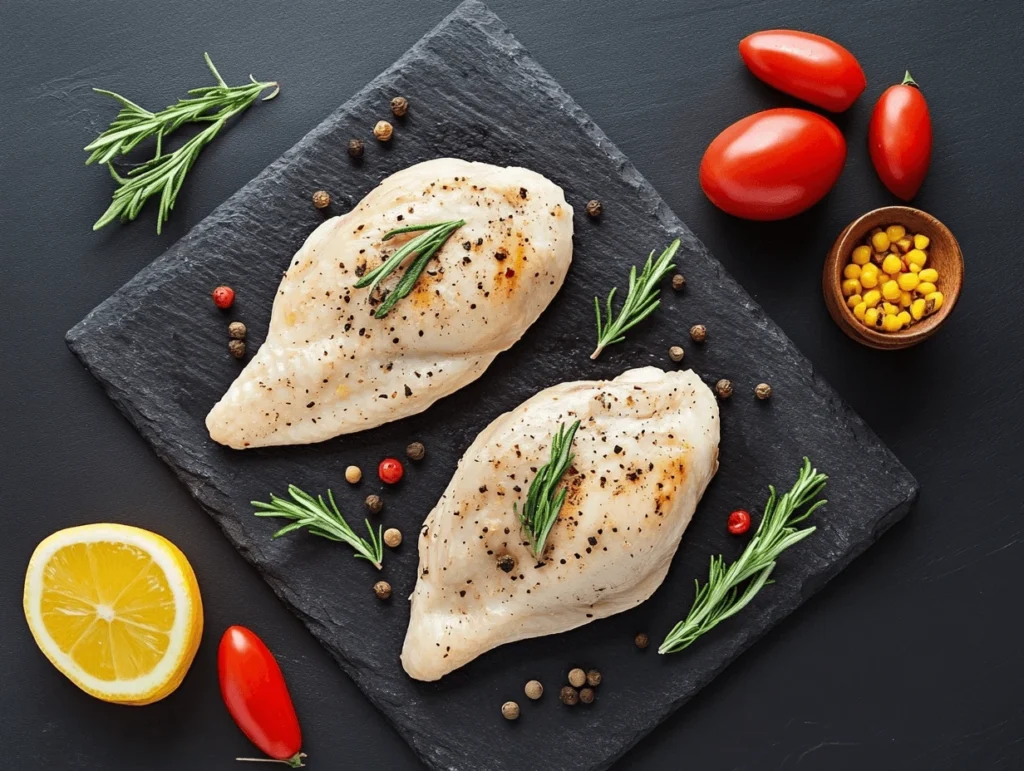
[591,239,680,359]
[356,220,465,318]
[659,458,827,654]
[253,485,384,569]
[87,53,279,234]
[515,420,581,557]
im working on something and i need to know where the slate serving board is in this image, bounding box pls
[66,2,918,769]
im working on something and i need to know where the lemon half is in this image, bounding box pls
[23,523,203,705]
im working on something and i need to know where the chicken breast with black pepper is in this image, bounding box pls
[206,158,573,448]
[401,367,720,681]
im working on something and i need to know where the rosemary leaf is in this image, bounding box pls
[591,239,680,359]
[88,53,278,233]
[659,458,827,654]
[252,485,383,569]
[514,420,581,557]
[356,220,464,318]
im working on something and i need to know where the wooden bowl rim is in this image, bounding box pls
[824,205,963,349]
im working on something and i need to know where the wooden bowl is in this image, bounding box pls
[823,206,963,350]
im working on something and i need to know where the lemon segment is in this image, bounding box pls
[24,524,202,705]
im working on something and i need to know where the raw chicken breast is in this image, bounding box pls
[206,158,573,448]
[401,367,720,681]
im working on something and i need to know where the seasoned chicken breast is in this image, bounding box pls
[401,367,720,681]
[206,158,573,448]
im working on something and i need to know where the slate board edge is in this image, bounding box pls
[65,2,920,769]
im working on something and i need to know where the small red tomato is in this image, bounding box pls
[218,626,305,767]
[727,509,752,535]
[700,108,846,221]
[739,30,866,113]
[378,457,404,484]
[212,285,235,309]
[869,71,932,201]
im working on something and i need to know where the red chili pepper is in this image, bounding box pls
[218,626,305,768]
[727,509,752,535]
[378,457,404,484]
[212,286,236,309]
[868,71,932,201]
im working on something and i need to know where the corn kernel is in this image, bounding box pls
[882,314,902,332]
[872,232,891,252]
[886,225,906,242]
[847,293,863,308]
[908,262,921,273]
[882,302,899,315]
[853,301,867,321]
[843,264,862,280]
[882,254,903,275]
[916,281,937,296]
[862,289,881,307]
[907,249,928,267]
[842,278,862,297]
[900,291,913,307]
[851,245,872,265]
[924,291,944,314]
[897,272,920,291]
[859,267,879,289]
[882,280,901,301]
[918,268,939,283]
[864,307,880,327]
[911,298,927,320]
[896,237,913,253]
[913,234,930,250]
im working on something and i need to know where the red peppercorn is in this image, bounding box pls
[378,458,404,485]
[727,509,751,535]
[212,286,235,309]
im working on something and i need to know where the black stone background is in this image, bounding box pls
[2,1,1022,769]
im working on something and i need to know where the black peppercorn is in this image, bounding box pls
[715,379,733,399]
[496,554,516,573]
[390,96,409,117]
[374,581,392,600]
[228,321,247,340]
[579,687,595,704]
[672,274,686,291]
[365,494,383,514]
[312,190,330,209]
[585,199,603,217]
[347,138,364,158]
[634,632,649,649]
[560,686,580,706]
[228,339,246,359]
[690,324,707,343]
[406,441,426,461]
[585,669,602,687]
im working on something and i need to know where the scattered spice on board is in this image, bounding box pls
[384,528,402,548]
[579,688,595,704]
[559,686,579,706]
[585,199,603,217]
[390,96,409,117]
[715,379,733,399]
[345,465,362,484]
[501,701,520,721]
[312,190,330,209]
[690,324,707,343]
[212,285,235,309]
[669,345,684,363]
[348,138,364,158]
[567,668,586,688]
[373,581,392,600]
[672,274,686,291]
[728,509,752,535]
[406,441,426,461]
[524,680,543,700]
[365,494,383,514]
[373,120,393,142]
[378,458,404,484]
[755,382,772,400]
[496,554,516,573]
[228,321,247,340]
[585,669,602,687]
[634,632,649,649]
[228,339,246,359]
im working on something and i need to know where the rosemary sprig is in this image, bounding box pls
[356,220,465,318]
[88,53,279,233]
[591,239,680,359]
[514,420,581,557]
[659,458,827,654]
[252,485,383,569]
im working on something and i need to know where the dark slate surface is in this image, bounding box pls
[66,3,917,769]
